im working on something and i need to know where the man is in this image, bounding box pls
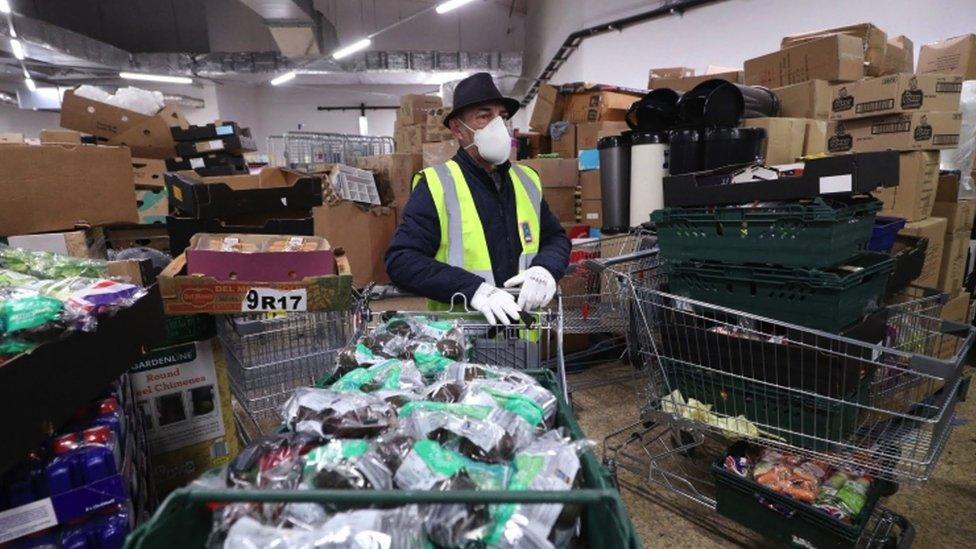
[385,72,571,325]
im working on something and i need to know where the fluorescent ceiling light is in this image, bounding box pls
[358,115,369,136]
[436,0,477,14]
[24,77,35,92]
[270,71,297,86]
[119,72,192,84]
[10,38,25,60]
[332,38,371,60]
[0,0,11,14]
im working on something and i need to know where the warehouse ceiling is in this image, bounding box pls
[0,0,525,106]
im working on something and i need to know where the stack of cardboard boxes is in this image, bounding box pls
[526,83,641,227]
[394,94,457,167]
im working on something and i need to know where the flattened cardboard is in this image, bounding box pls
[132,158,168,189]
[781,23,888,76]
[829,74,963,121]
[744,35,864,88]
[519,158,579,188]
[918,34,976,79]
[742,117,806,165]
[529,84,566,135]
[313,202,396,287]
[899,217,947,287]
[0,143,138,235]
[827,111,962,153]
[772,80,831,120]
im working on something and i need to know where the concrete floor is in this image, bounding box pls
[569,362,976,548]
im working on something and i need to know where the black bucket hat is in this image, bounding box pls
[443,72,521,128]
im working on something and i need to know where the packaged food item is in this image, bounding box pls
[460,379,557,427]
[393,440,507,491]
[302,439,394,491]
[0,245,107,279]
[330,359,425,394]
[334,342,386,378]
[282,389,397,439]
[227,432,321,490]
[438,362,540,388]
[398,402,534,463]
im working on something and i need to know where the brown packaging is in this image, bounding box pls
[543,187,579,223]
[744,35,864,88]
[828,74,963,121]
[422,140,459,167]
[313,202,397,287]
[518,158,579,188]
[827,111,962,154]
[741,117,807,165]
[781,23,888,76]
[564,90,639,123]
[580,198,602,226]
[576,121,629,151]
[881,36,914,75]
[579,170,601,201]
[917,34,976,79]
[647,70,743,92]
[355,153,423,213]
[871,152,940,222]
[899,217,947,287]
[938,229,970,294]
[551,124,577,159]
[529,85,567,135]
[398,94,443,126]
[771,80,831,120]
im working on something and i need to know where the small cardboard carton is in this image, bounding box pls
[422,140,458,168]
[744,35,864,88]
[771,80,832,120]
[932,200,976,234]
[899,217,947,288]
[881,35,914,75]
[518,158,579,188]
[0,142,138,235]
[828,74,963,121]
[395,125,423,154]
[742,117,807,165]
[7,228,107,259]
[827,111,962,154]
[398,94,443,126]
[648,69,742,92]
[871,151,941,222]
[551,124,577,159]
[564,89,640,123]
[576,121,628,151]
[529,84,566,135]
[917,34,976,79]
[59,88,187,159]
[781,23,888,76]
[185,234,336,282]
[580,198,602,226]
[132,158,168,189]
[543,187,579,223]
[579,170,601,201]
[313,202,397,287]
[136,188,169,225]
[938,229,970,294]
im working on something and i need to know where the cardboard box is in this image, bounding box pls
[167,215,314,257]
[649,67,695,79]
[939,229,970,293]
[932,200,976,234]
[0,132,24,143]
[59,89,187,159]
[313,202,397,287]
[543,187,579,223]
[918,34,976,79]
[882,35,914,75]
[515,131,549,159]
[136,188,169,225]
[529,84,566,135]
[185,234,335,282]
[426,107,448,127]
[7,228,106,259]
[564,90,638,123]
[355,153,422,211]
[580,198,602,225]
[551,124,577,159]
[422,140,458,167]
[781,23,888,76]
[398,94,443,126]
[803,119,827,156]
[576,121,628,151]
[132,158,168,189]
[871,152,941,222]
[580,170,601,201]
[827,111,962,154]
[166,168,323,218]
[39,129,82,144]
[742,117,807,165]
[648,70,742,92]
[772,80,831,120]
[518,158,579,188]
[0,143,138,235]
[105,225,170,253]
[899,217,947,287]
[131,336,237,496]
[744,35,864,88]
[829,74,963,121]
[935,171,965,203]
[421,124,454,143]
[395,125,423,154]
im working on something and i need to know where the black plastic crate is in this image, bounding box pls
[885,235,928,299]
[166,215,314,256]
[666,252,896,332]
[174,134,256,157]
[170,121,248,142]
[662,151,899,207]
[166,152,248,173]
[165,171,322,218]
[713,441,886,549]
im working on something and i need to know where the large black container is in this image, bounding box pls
[702,127,766,170]
[679,79,780,127]
[598,134,632,233]
[626,88,681,131]
[667,129,702,175]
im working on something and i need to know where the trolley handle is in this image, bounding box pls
[372,286,538,329]
[583,247,659,272]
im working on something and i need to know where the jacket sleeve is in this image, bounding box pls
[384,175,487,303]
[530,196,572,281]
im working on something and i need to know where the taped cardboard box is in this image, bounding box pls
[882,36,914,75]
[742,117,807,165]
[515,131,549,159]
[398,94,443,126]
[938,229,970,294]
[771,80,831,120]
[576,121,628,151]
[395,126,423,154]
[551,124,577,159]
[931,200,976,234]
[313,202,396,287]
[131,336,238,496]
[935,171,968,203]
[781,23,888,76]
[529,84,566,135]
[827,111,962,154]
[580,170,601,201]
[544,187,579,223]
[564,89,640,123]
[133,158,168,189]
[918,34,976,79]
[519,158,579,188]
[803,119,827,156]
[828,74,963,121]
[870,151,940,222]
[422,140,458,168]
[744,35,864,88]
[0,142,138,235]
[580,198,602,226]
[899,216,947,288]
[648,69,742,92]
[6,228,107,259]
[59,88,187,159]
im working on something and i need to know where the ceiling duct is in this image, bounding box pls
[238,0,338,57]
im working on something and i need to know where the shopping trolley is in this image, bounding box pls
[603,259,973,547]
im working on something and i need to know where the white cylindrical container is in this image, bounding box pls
[629,131,669,227]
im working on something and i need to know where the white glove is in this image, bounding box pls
[469,283,522,325]
[504,266,556,311]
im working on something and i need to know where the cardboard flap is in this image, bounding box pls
[107,115,178,159]
[60,89,153,138]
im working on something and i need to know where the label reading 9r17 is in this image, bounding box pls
[241,288,308,312]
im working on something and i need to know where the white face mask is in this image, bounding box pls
[461,116,511,166]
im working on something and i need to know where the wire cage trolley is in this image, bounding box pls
[604,262,974,547]
[267,131,395,171]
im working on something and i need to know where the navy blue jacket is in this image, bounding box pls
[384,148,571,304]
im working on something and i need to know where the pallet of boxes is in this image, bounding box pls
[395,94,457,168]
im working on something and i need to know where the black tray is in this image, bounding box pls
[166,215,315,256]
[174,134,256,157]
[165,171,322,218]
[170,122,248,142]
[166,152,248,172]
[0,286,165,474]
[885,235,928,299]
[662,151,899,207]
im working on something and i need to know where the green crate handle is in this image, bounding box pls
[181,487,621,504]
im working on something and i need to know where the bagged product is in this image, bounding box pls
[224,506,428,549]
[438,362,540,388]
[0,245,107,279]
[282,388,397,438]
[399,402,535,463]
[330,358,425,394]
[460,379,557,427]
[302,439,394,492]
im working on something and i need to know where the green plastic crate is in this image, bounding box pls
[666,252,895,332]
[661,361,870,450]
[126,370,641,549]
[652,197,881,269]
[712,441,885,549]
